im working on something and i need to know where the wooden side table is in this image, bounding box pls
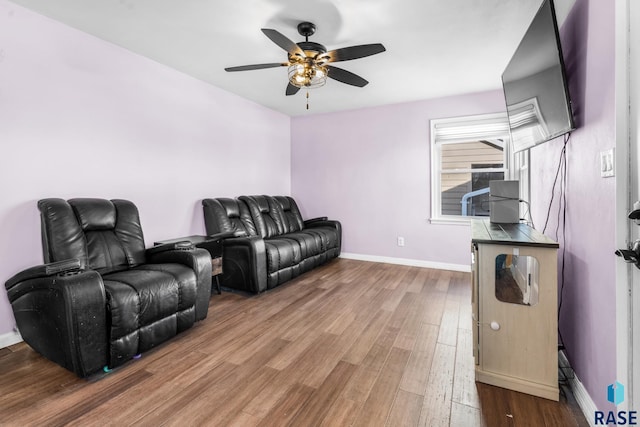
[153,235,224,294]
[471,219,559,401]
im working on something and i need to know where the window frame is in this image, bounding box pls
[430,112,529,225]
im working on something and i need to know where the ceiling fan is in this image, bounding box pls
[225,22,386,97]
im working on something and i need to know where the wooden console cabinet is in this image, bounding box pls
[471,219,559,401]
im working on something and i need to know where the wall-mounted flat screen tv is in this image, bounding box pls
[502,0,575,153]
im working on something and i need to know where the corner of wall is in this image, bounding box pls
[0,329,23,349]
[559,350,598,427]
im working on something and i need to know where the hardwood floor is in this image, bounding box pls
[0,259,589,426]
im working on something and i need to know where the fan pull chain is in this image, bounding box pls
[306,91,309,110]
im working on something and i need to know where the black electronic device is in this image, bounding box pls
[501,0,575,153]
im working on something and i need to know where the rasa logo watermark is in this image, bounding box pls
[595,381,637,425]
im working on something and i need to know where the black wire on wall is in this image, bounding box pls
[541,133,570,351]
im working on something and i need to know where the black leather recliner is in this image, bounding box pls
[202,195,341,293]
[4,198,212,377]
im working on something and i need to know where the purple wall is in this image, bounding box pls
[530,0,615,411]
[291,91,505,268]
[0,2,291,336]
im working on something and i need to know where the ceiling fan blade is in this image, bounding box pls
[225,63,287,72]
[326,66,369,87]
[262,28,306,58]
[324,43,386,63]
[286,83,301,96]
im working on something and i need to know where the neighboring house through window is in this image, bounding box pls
[430,112,529,223]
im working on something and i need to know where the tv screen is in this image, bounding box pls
[502,0,575,153]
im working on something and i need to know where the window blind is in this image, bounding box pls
[433,115,510,144]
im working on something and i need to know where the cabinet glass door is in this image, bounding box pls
[494,254,539,306]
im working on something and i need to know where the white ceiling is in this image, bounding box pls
[8,0,575,117]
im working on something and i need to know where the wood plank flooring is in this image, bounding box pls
[0,258,589,426]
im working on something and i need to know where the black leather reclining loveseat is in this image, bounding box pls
[202,195,341,293]
[4,198,212,377]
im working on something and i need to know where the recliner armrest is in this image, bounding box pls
[146,246,212,321]
[208,231,245,240]
[219,235,267,293]
[303,217,328,226]
[5,267,108,377]
[146,241,195,256]
[304,219,340,230]
[5,258,83,290]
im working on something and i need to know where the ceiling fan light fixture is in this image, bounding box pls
[287,61,328,89]
[225,21,385,101]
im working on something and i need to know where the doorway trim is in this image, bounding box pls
[615,0,632,411]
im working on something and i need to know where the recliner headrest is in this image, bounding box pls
[69,199,116,231]
[278,196,292,211]
[250,196,270,213]
[217,198,240,218]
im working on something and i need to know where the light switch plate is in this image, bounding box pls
[600,148,615,178]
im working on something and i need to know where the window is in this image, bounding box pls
[430,113,529,223]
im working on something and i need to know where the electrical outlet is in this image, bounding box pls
[397,236,405,247]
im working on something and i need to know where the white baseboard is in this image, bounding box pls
[559,350,597,427]
[0,330,23,349]
[339,252,471,272]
